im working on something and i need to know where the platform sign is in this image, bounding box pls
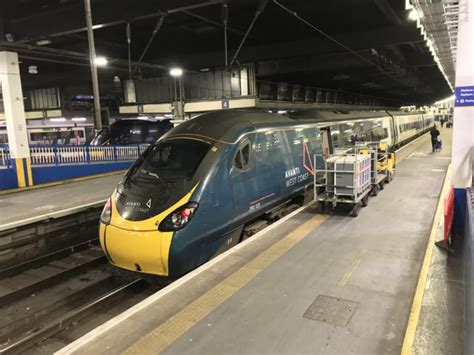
[221,99,229,109]
[454,86,474,107]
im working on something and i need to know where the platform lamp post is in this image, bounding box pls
[170,67,184,122]
[84,0,102,131]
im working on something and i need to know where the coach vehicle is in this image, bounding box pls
[99,109,434,278]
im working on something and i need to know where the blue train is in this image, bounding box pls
[99,109,433,278]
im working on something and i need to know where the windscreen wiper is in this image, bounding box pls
[140,169,171,191]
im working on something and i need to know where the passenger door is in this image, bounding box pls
[231,137,259,222]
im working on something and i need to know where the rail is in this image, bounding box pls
[0,144,148,167]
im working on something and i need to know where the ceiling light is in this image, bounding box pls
[408,9,419,21]
[169,68,183,77]
[28,65,38,74]
[50,118,67,122]
[72,117,87,122]
[36,39,52,46]
[94,56,108,67]
[5,33,14,42]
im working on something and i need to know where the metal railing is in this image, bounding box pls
[0,145,11,168]
[0,144,148,167]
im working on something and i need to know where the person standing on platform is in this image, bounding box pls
[430,124,440,152]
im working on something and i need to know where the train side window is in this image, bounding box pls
[234,139,251,170]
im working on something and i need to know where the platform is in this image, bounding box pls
[0,172,123,231]
[56,129,454,355]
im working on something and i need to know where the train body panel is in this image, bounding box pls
[168,124,324,276]
[422,112,435,131]
[386,111,424,146]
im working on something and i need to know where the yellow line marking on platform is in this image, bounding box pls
[123,214,327,355]
[338,249,368,287]
[400,164,451,355]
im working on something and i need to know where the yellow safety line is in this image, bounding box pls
[124,214,328,355]
[400,164,451,355]
[338,249,368,287]
[0,169,126,196]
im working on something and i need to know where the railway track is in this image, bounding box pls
[0,240,159,354]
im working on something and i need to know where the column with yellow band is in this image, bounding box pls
[0,51,32,189]
[14,157,33,188]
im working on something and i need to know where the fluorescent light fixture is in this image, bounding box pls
[408,9,419,21]
[169,67,183,77]
[277,110,287,114]
[164,114,173,118]
[50,117,67,122]
[137,116,150,120]
[72,117,87,122]
[28,65,38,74]
[94,56,108,67]
[36,39,52,46]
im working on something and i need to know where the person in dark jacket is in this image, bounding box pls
[430,125,440,152]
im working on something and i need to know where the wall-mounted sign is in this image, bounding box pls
[454,86,474,107]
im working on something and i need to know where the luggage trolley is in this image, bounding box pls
[313,149,372,217]
[360,142,393,196]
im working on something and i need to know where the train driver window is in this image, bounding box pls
[234,139,251,170]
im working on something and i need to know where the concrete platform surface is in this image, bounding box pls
[58,130,452,355]
[0,173,123,230]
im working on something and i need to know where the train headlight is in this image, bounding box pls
[158,202,198,231]
[100,197,112,224]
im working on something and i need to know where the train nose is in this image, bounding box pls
[100,224,173,276]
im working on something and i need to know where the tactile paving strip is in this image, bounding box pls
[303,295,358,327]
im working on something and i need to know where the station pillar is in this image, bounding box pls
[452,0,474,231]
[0,51,32,188]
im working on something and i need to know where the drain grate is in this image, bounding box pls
[303,295,358,327]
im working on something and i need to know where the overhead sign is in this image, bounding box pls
[454,86,474,107]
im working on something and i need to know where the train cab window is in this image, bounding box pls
[128,139,211,183]
[234,139,251,170]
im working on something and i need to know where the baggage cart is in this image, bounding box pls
[313,150,372,217]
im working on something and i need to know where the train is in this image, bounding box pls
[0,119,95,145]
[90,117,173,145]
[99,109,434,278]
[0,117,173,146]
